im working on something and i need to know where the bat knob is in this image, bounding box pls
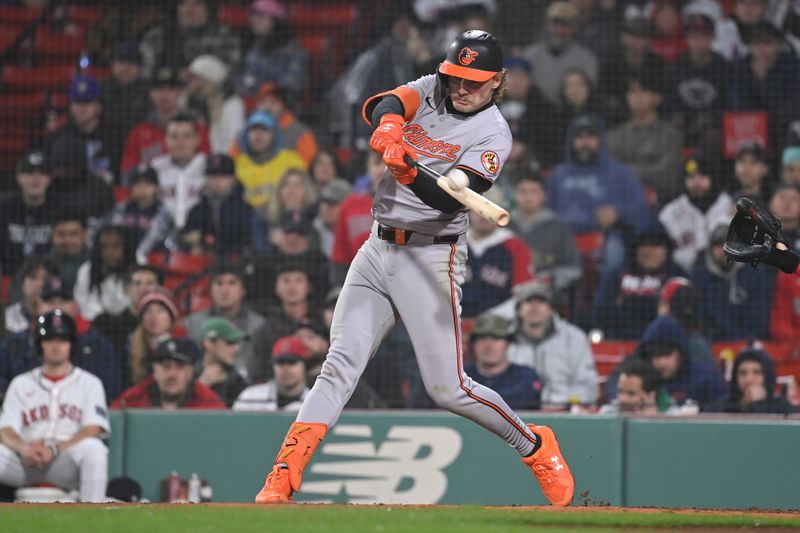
[403,155,418,168]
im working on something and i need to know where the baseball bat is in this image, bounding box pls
[403,156,510,227]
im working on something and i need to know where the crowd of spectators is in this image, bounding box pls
[0,0,799,419]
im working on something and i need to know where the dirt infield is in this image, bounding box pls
[2,502,799,532]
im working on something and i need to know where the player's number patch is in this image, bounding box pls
[481,151,500,175]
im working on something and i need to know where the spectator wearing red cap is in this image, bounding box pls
[232,336,311,411]
[112,338,224,410]
[236,0,308,106]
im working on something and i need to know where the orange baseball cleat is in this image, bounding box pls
[522,424,574,507]
[255,422,328,504]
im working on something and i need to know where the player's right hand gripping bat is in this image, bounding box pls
[723,197,799,273]
[404,155,510,227]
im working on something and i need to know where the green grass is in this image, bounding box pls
[2,504,800,533]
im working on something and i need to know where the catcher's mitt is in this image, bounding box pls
[723,197,782,265]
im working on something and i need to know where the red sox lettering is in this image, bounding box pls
[22,403,83,427]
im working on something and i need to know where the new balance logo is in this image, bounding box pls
[550,456,564,471]
[301,425,462,504]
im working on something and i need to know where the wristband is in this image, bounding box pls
[47,442,60,459]
[765,247,800,274]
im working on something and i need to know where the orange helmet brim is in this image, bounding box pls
[438,61,498,82]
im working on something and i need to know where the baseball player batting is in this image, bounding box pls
[0,310,110,502]
[255,30,574,507]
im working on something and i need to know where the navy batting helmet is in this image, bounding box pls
[438,30,503,82]
[34,309,77,358]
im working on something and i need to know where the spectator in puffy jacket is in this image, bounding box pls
[507,282,598,408]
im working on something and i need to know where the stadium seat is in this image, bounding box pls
[34,27,85,59]
[217,5,248,28]
[163,252,214,276]
[113,185,131,204]
[591,340,637,377]
[1,275,11,305]
[1,65,74,90]
[67,6,101,25]
[0,5,43,24]
[575,232,604,256]
[288,4,357,29]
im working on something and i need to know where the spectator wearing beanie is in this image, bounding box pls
[126,286,196,387]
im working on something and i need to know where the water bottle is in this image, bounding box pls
[188,473,201,504]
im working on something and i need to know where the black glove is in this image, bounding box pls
[723,197,784,267]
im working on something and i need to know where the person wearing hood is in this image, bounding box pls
[233,111,306,212]
[605,315,726,408]
[591,224,685,340]
[181,153,257,255]
[705,348,797,414]
[507,282,598,408]
[659,153,734,273]
[462,206,535,320]
[692,223,775,341]
[509,171,581,298]
[547,113,653,277]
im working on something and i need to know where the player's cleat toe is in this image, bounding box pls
[254,465,293,504]
[522,424,574,507]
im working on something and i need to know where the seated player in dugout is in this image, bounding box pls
[254,31,575,508]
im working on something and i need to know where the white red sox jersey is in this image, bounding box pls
[372,74,512,236]
[0,367,110,442]
[150,152,207,228]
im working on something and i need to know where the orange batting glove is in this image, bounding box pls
[369,114,405,155]
[383,143,417,185]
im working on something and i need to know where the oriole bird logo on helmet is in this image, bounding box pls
[458,47,480,66]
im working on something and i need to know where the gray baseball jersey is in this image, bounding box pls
[289,72,540,471]
[372,74,512,235]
